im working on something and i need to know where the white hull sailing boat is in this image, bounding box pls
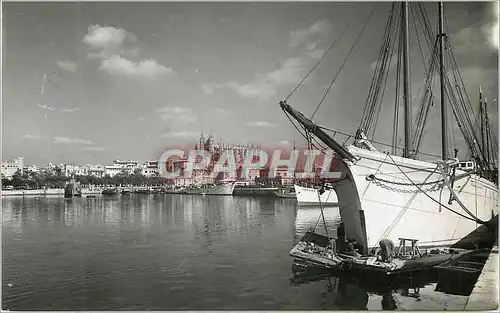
[280,2,498,255]
[294,184,338,207]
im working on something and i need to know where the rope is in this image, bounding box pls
[316,125,443,158]
[368,174,444,186]
[310,4,378,119]
[386,153,485,224]
[284,15,358,102]
[375,164,440,244]
[437,162,487,223]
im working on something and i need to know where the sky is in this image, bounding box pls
[2,1,499,167]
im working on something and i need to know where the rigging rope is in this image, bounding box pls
[310,4,379,119]
[284,15,358,102]
[375,164,439,244]
[359,3,399,136]
[317,125,444,158]
[386,153,486,224]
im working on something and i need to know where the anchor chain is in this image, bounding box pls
[366,174,444,186]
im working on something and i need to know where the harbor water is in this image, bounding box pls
[2,195,472,310]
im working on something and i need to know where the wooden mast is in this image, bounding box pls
[402,2,412,158]
[438,2,448,159]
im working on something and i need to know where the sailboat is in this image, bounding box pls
[280,1,498,257]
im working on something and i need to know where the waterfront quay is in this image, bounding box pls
[465,243,499,310]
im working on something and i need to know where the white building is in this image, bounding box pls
[1,157,24,179]
[87,164,105,178]
[23,164,39,174]
[142,160,159,177]
[105,160,143,177]
[64,164,88,177]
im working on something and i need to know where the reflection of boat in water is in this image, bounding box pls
[64,179,82,198]
[274,188,296,199]
[294,184,337,207]
[290,264,445,310]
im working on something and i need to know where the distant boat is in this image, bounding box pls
[294,184,338,207]
[185,181,236,196]
[102,188,119,195]
[64,179,82,198]
[205,181,236,195]
[135,187,150,194]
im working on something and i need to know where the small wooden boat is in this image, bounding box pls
[291,231,474,275]
[102,188,119,195]
[290,231,342,269]
[434,248,489,295]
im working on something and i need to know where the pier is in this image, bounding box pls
[464,243,499,311]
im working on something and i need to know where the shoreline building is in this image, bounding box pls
[166,133,263,186]
[1,157,24,179]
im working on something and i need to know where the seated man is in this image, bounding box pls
[346,239,362,257]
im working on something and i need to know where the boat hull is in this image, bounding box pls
[64,181,82,198]
[294,184,338,207]
[274,191,297,199]
[334,146,499,254]
[204,182,235,195]
[185,182,236,196]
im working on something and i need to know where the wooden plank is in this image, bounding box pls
[465,246,499,311]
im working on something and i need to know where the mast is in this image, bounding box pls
[484,98,490,168]
[479,86,486,162]
[438,2,448,160]
[402,2,411,158]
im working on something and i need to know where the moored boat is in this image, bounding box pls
[278,1,498,255]
[64,179,82,198]
[294,184,337,206]
[102,188,119,195]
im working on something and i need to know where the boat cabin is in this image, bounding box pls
[458,161,475,171]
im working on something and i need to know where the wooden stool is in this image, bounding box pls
[397,237,422,257]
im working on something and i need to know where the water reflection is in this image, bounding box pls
[289,264,469,310]
[294,206,341,240]
[2,195,470,310]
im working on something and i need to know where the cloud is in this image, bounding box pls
[83,24,173,79]
[56,60,77,72]
[161,131,199,138]
[204,22,330,101]
[37,104,56,111]
[215,108,227,114]
[246,120,277,127]
[290,20,330,47]
[207,53,316,101]
[226,81,276,100]
[201,83,222,94]
[61,108,80,112]
[156,106,197,123]
[100,55,173,78]
[53,137,94,145]
[137,116,148,122]
[22,134,41,140]
[80,146,107,151]
[278,140,291,145]
[83,25,131,51]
